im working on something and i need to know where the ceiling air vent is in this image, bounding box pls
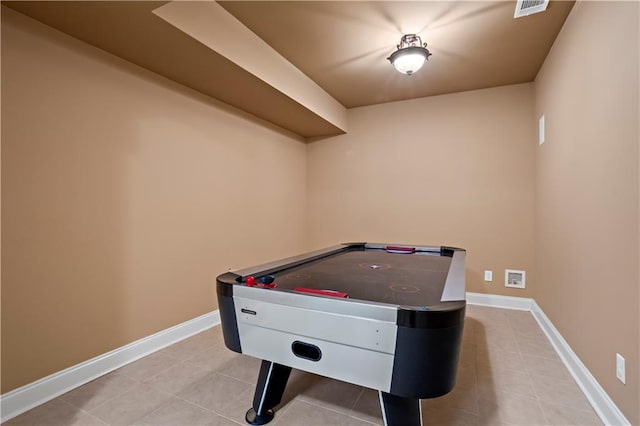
[514,0,549,18]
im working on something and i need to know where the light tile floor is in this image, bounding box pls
[5,305,603,425]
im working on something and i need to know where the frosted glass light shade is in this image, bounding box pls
[392,51,427,75]
[387,44,431,76]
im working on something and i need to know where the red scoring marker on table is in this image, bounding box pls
[294,287,348,298]
[245,275,277,289]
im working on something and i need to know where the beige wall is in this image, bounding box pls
[307,84,536,297]
[1,7,307,393]
[534,2,639,424]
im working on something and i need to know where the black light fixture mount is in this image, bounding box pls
[387,34,432,75]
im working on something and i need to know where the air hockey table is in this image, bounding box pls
[216,242,466,426]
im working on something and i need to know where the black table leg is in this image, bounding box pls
[245,360,292,425]
[378,391,423,426]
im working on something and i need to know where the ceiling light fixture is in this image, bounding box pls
[387,34,432,76]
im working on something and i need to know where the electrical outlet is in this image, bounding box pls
[616,353,626,384]
[539,115,545,145]
[484,270,493,282]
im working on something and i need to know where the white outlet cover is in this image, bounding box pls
[484,270,493,281]
[539,115,545,145]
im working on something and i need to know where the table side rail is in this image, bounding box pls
[440,250,466,302]
[234,296,398,354]
[233,285,399,323]
[364,242,441,252]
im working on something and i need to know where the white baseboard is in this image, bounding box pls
[0,310,221,423]
[531,301,630,426]
[466,291,534,311]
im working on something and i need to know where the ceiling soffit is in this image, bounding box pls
[3,1,347,138]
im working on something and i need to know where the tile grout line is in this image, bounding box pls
[124,397,171,426]
[344,387,383,426]
[170,393,246,425]
[67,377,144,419]
[511,310,551,426]
[215,371,258,386]
[88,380,177,425]
[349,387,366,412]
[271,394,297,426]
[519,339,552,426]
[141,359,191,384]
[294,397,365,419]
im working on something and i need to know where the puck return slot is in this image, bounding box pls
[291,341,322,362]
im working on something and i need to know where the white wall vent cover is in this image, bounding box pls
[514,0,549,18]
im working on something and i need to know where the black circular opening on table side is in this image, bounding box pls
[291,341,322,362]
